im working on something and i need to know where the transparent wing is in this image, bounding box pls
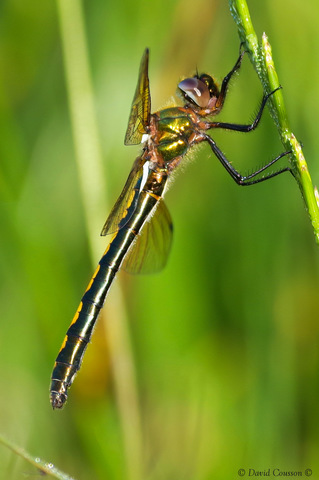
[101,156,146,236]
[124,48,151,146]
[123,199,173,274]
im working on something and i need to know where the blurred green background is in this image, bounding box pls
[1,0,319,479]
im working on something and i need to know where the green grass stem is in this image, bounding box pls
[229,0,319,243]
[0,433,75,480]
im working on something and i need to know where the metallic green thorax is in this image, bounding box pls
[155,108,194,162]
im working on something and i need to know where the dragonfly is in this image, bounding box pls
[50,46,291,409]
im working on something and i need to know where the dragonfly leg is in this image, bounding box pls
[203,133,292,185]
[215,46,246,109]
[208,87,281,133]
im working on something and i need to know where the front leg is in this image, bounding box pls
[206,87,281,133]
[215,44,246,110]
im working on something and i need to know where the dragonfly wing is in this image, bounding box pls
[124,48,151,146]
[101,156,147,236]
[123,198,173,274]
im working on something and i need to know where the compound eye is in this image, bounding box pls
[199,74,219,97]
[178,77,211,108]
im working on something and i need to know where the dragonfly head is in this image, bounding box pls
[178,73,220,112]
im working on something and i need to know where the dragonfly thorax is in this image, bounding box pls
[153,108,195,163]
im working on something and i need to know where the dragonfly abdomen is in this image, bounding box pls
[50,246,124,409]
[50,178,166,409]
[50,333,89,409]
